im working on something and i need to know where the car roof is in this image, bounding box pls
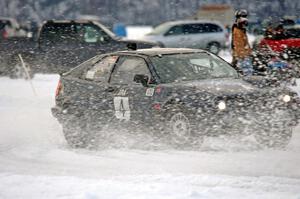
[41,19,116,38]
[115,48,206,56]
[160,20,224,26]
[44,19,96,24]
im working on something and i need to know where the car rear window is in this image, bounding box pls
[84,55,119,82]
[181,23,223,35]
[40,23,79,43]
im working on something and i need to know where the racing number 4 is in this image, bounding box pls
[114,97,130,121]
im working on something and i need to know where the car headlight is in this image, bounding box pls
[217,101,226,110]
[282,94,291,103]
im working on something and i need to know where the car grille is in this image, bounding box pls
[213,93,279,113]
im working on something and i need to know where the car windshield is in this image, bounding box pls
[93,21,117,38]
[151,52,238,83]
[285,27,300,38]
[147,22,173,35]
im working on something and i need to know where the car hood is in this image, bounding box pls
[140,34,162,40]
[168,78,261,96]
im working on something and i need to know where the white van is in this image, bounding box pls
[142,20,226,54]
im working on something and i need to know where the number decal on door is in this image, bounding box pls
[114,97,130,121]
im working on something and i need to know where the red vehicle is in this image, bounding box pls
[253,25,300,82]
[260,37,300,53]
[258,25,300,56]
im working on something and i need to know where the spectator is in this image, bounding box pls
[231,9,253,75]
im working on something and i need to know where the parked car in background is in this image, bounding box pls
[249,24,300,83]
[0,20,160,78]
[258,24,300,55]
[141,20,226,54]
[253,25,300,68]
[0,17,27,39]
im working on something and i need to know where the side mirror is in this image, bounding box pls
[163,31,174,37]
[100,35,111,43]
[134,74,149,87]
[127,43,137,50]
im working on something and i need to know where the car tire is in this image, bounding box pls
[165,107,204,149]
[8,54,34,79]
[254,127,293,149]
[207,42,221,55]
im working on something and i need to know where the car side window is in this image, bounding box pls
[204,23,223,33]
[110,56,150,85]
[78,24,110,43]
[165,25,183,36]
[183,24,205,34]
[40,23,79,44]
[84,55,118,81]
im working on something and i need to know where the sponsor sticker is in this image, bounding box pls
[86,70,95,80]
[146,88,155,96]
[114,96,130,121]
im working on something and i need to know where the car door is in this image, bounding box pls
[203,23,225,47]
[108,55,155,125]
[162,24,186,47]
[76,55,119,127]
[181,23,207,49]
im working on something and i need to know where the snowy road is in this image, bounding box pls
[0,74,300,199]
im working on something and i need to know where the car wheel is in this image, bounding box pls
[207,42,221,55]
[254,127,293,149]
[165,108,203,149]
[8,54,34,79]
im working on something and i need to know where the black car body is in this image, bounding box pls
[0,20,160,78]
[52,48,300,149]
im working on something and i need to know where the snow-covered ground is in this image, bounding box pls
[0,72,300,198]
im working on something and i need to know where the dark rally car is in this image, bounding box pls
[52,48,300,149]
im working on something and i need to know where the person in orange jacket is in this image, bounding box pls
[231,10,253,75]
